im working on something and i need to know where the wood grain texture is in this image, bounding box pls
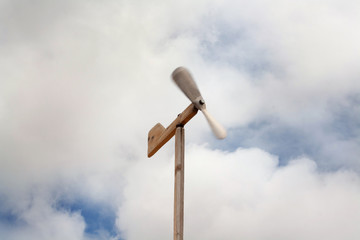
[147,103,198,158]
[174,126,184,240]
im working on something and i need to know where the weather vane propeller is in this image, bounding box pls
[147,67,226,240]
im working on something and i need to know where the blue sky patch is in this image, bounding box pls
[55,198,120,239]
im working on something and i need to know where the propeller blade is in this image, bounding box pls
[201,108,227,139]
[172,66,227,139]
[171,67,205,110]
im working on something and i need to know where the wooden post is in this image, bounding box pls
[148,104,196,240]
[174,125,184,240]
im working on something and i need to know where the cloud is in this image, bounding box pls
[188,0,360,170]
[0,0,359,239]
[119,145,360,240]
[0,190,86,240]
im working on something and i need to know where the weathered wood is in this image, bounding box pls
[147,103,198,158]
[174,126,184,240]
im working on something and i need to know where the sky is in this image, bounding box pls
[0,0,360,239]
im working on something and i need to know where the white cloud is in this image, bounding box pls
[119,145,360,240]
[208,0,360,122]
[0,191,87,240]
[0,0,359,239]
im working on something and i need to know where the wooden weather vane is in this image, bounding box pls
[147,67,226,240]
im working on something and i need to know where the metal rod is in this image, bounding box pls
[174,125,185,240]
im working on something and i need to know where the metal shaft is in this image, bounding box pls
[174,125,185,240]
